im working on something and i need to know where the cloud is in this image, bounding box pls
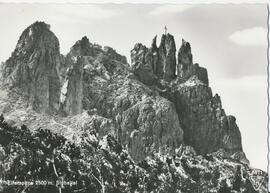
[58,5,116,20]
[149,4,192,16]
[0,4,117,26]
[44,5,116,24]
[229,27,267,46]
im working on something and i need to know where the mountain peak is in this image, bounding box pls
[181,38,190,46]
[0,22,266,193]
[78,36,91,46]
[150,35,158,51]
[159,33,176,52]
[69,36,104,57]
[1,21,61,113]
[20,21,52,41]
[72,36,91,50]
[30,21,51,30]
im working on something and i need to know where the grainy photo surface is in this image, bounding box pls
[0,3,268,193]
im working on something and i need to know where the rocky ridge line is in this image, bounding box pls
[130,33,245,159]
[0,21,245,163]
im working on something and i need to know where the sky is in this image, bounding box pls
[0,3,268,171]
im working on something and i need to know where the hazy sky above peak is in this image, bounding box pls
[0,3,268,170]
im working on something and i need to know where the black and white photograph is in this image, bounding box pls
[0,2,268,193]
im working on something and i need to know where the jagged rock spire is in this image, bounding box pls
[177,38,208,85]
[131,35,208,85]
[130,43,156,85]
[130,33,177,84]
[177,38,193,77]
[69,36,95,57]
[156,33,176,80]
[150,35,158,74]
[1,21,61,114]
[150,35,158,51]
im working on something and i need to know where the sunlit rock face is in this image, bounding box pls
[1,21,61,114]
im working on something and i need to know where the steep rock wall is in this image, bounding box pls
[171,77,243,155]
[131,34,244,158]
[60,56,84,116]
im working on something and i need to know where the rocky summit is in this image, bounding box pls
[1,22,61,114]
[0,21,267,193]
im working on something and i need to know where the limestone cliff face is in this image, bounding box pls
[171,39,241,155]
[122,96,183,161]
[1,21,61,113]
[171,76,243,155]
[90,78,184,162]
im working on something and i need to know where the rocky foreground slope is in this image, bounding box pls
[0,21,268,193]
